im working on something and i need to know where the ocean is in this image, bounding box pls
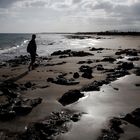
[0,33,100,62]
[0,33,140,62]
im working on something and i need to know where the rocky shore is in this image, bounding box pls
[0,38,140,139]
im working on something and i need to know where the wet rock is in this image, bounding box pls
[13,105,32,115]
[51,49,71,56]
[51,50,93,57]
[77,61,86,64]
[58,90,84,106]
[89,47,104,51]
[123,108,140,128]
[98,118,123,140]
[73,72,80,79]
[107,69,129,82]
[96,64,104,71]
[128,57,140,61]
[71,113,81,122]
[118,62,134,70]
[24,82,32,88]
[0,110,16,121]
[79,65,93,79]
[115,49,138,56]
[47,78,54,82]
[81,81,102,91]
[101,57,116,63]
[20,110,82,140]
[135,83,140,87]
[71,51,93,57]
[27,98,42,107]
[134,68,140,76]
[50,77,79,85]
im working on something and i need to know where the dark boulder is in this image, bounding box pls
[101,57,116,63]
[79,65,93,79]
[134,68,140,76]
[96,64,104,71]
[123,108,140,128]
[118,62,134,70]
[58,90,84,106]
[73,72,80,79]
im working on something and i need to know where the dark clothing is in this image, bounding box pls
[27,38,37,70]
[28,39,37,55]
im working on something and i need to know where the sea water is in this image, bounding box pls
[0,33,100,62]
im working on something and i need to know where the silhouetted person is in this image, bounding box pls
[27,34,37,71]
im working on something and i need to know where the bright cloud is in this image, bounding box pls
[0,0,140,32]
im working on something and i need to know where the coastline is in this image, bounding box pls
[0,35,140,139]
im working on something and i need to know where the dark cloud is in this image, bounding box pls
[0,0,19,8]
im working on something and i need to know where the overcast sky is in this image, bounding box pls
[0,0,140,33]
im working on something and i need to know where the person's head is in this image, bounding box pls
[32,34,36,40]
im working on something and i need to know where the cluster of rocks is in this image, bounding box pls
[98,117,124,140]
[51,49,93,58]
[81,80,107,92]
[6,55,30,67]
[47,76,79,86]
[101,57,116,63]
[66,34,92,39]
[123,108,140,128]
[77,60,93,64]
[115,49,139,56]
[98,108,140,140]
[0,81,42,121]
[79,65,93,79]
[58,90,84,106]
[19,110,82,140]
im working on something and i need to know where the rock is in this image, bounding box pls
[115,49,138,56]
[135,83,140,87]
[96,64,104,71]
[97,117,123,140]
[27,98,42,107]
[0,110,16,121]
[71,113,81,122]
[24,82,32,88]
[81,81,101,92]
[71,51,93,57]
[128,57,140,61]
[89,47,104,51]
[101,57,116,63]
[1,89,18,98]
[51,50,93,57]
[82,72,93,79]
[51,49,71,56]
[123,108,140,127]
[20,110,82,140]
[134,68,140,76]
[118,62,134,70]
[51,77,79,85]
[58,90,84,106]
[13,105,32,115]
[73,72,80,79]
[47,78,54,82]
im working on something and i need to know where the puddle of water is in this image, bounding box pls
[59,74,140,140]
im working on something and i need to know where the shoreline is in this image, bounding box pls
[0,36,140,139]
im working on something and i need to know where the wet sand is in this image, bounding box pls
[0,36,140,139]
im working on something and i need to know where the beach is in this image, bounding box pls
[0,34,140,140]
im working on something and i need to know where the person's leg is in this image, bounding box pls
[28,54,35,70]
[30,54,36,70]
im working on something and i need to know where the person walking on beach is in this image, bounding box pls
[27,34,37,70]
